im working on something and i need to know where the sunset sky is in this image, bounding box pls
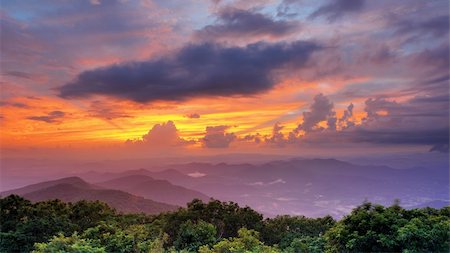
[1,0,449,159]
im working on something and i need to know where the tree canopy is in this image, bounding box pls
[1,195,448,253]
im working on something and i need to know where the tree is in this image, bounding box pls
[33,233,105,253]
[0,196,75,252]
[324,202,450,253]
[69,200,116,231]
[199,228,280,253]
[161,199,263,246]
[261,215,335,248]
[285,236,325,253]
[0,195,33,232]
[83,222,167,253]
[397,216,450,252]
[174,220,217,251]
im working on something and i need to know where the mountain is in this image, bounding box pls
[155,158,448,217]
[1,177,178,214]
[8,158,446,218]
[97,175,210,206]
[0,176,94,196]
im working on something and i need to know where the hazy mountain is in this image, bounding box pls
[3,158,446,218]
[155,158,449,217]
[0,176,95,196]
[97,175,210,206]
[1,177,177,214]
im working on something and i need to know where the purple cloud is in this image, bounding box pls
[59,41,320,103]
[26,111,65,123]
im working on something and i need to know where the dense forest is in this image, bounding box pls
[1,195,449,253]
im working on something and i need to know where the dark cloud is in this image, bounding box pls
[394,15,449,38]
[87,101,131,120]
[347,127,449,146]
[195,8,299,40]
[203,125,236,148]
[413,43,449,76]
[0,101,29,108]
[4,71,33,79]
[184,113,200,119]
[317,96,448,147]
[59,41,319,103]
[26,111,65,123]
[309,0,365,21]
[261,94,448,150]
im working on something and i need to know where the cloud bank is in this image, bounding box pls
[60,41,319,103]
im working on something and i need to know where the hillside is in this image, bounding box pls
[0,176,93,196]
[1,177,178,214]
[97,175,210,206]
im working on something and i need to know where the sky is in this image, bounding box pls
[0,0,449,160]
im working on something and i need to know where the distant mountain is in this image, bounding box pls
[0,176,94,196]
[157,158,449,217]
[9,157,447,218]
[1,177,177,214]
[97,175,210,206]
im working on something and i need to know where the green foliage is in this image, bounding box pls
[284,236,326,253]
[69,200,116,231]
[261,214,335,249]
[199,228,280,253]
[0,196,75,252]
[174,220,217,251]
[324,202,450,253]
[1,195,449,253]
[33,233,105,253]
[0,195,115,252]
[397,215,450,252]
[161,199,263,246]
[83,222,167,253]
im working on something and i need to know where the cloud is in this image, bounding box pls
[249,178,286,186]
[309,0,365,21]
[87,100,131,120]
[259,93,448,150]
[413,43,449,76]
[5,71,33,79]
[59,41,319,103]
[127,121,192,147]
[276,0,302,18]
[187,171,206,178]
[339,103,355,129]
[184,113,200,119]
[0,101,29,108]
[302,95,449,148]
[364,98,399,119]
[265,122,289,147]
[26,111,65,123]
[394,15,449,38]
[195,7,299,41]
[296,93,336,133]
[203,125,236,148]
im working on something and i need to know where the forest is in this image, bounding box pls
[1,195,449,253]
